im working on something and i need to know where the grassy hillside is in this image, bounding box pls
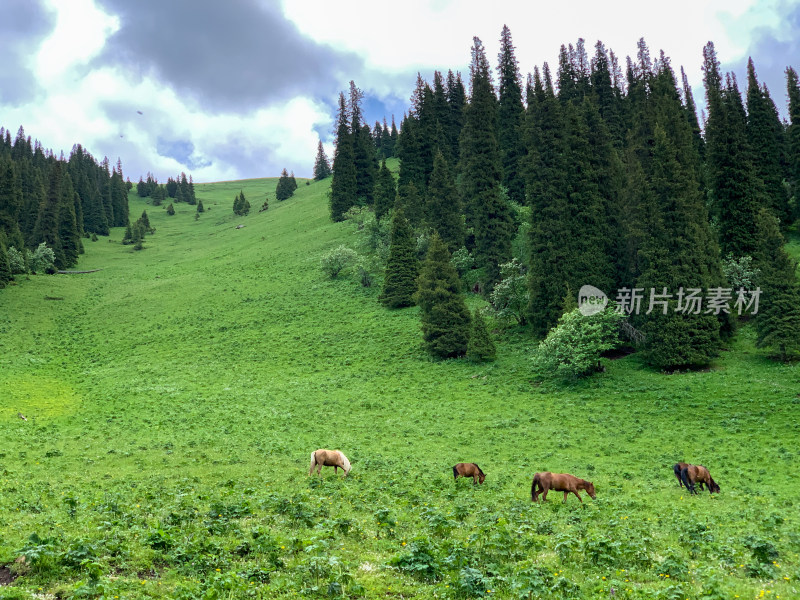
[0,177,798,599]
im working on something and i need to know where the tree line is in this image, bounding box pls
[328,27,800,366]
[0,126,132,285]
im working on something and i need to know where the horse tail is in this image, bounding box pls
[309,451,317,475]
[531,473,540,501]
[340,452,351,475]
[673,464,683,485]
[452,465,458,479]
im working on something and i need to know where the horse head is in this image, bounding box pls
[585,481,597,499]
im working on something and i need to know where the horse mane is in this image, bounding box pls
[339,451,351,472]
[472,463,484,476]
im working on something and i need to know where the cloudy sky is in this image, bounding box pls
[1,0,798,182]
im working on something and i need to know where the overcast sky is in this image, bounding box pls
[1,0,798,182]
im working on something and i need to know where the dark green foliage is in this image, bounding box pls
[351,83,377,205]
[753,209,800,360]
[396,181,423,228]
[0,157,24,250]
[415,234,471,358]
[746,59,791,225]
[786,67,800,221]
[57,171,82,268]
[460,36,513,288]
[330,92,357,221]
[0,237,12,287]
[233,191,250,216]
[166,203,175,216]
[314,141,332,180]
[496,25,526,205]
[467,308,495,361]
[33,162,66,268]
[276,168,294,201]
[373,161,396,221]
[424,150,463,252]
[379,211,418,308]
[445,70,466,161]
[703,43,761,257]
[197,200,205,213]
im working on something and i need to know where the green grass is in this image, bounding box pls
[0,177,799,599]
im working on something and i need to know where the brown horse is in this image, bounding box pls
[452,463,485,484]
[309,449,351,477]
[531,472,596,503]
[680,464,720,495]
[673,462,689,487]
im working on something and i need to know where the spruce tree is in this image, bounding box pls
[424,150,463,252]
[379,210,418,308]
[395,181,423,228]
[197,200,205,213]
[166,203,175,216]
[746,58,791,225]
[753,208,800,360]
[57,171,81,268]
[350,83,377,204]
[786,67,800,222]
[0,237,12,287]
[373,160,396,221]
[313,141,332,180]
[703,42,761,257]
[330,92,357,221]
[445,71,466,161]
[467,308,496,361]
[33,163,65,268]
[415,233,471,358]
[460,36,514,288]
[496,25,526,205]
[276,168,293,201]
[0,157,24,250]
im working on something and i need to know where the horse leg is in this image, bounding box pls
[473,474,478,485]
[572,490,583,503]
[541,486,549,502]
[563,491,569,503]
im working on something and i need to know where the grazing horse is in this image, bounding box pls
[680,464,720,495]
[452,463,485,485]
[531,472,596,503]
[673,462,689,487]
[309,449,351,477]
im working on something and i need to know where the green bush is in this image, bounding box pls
[320,245,358,278]
[30,242,56,274]
[489,259,529,325]
[531,307,622,379]
[7,246,27,274]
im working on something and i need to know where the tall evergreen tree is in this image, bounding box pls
[445,70,467,162]
[329,92,357,221]
[34,162,65,268]
[753,208,800,360]
[746,58,791,225]
[467,308,496,361]
[313,140,332,180]
[787,67,800,206]
[276,168,294,201]
[460,36,514,288]
[425,150,463,252]
[395,181,424,228]
[0,237,12,287]
[350,82,377,204]
[703,42,761,257]
[57,171,81,268]
[0,157,24,250]
[373,160,396,221]
[415,233,471,358]
[496,25,527,205]
[379,210,418,308]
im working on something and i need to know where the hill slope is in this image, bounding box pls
[0,177,798,599]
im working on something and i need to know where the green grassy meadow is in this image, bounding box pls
[1,175,799,599]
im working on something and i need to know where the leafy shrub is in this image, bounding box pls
[30,242,56,274]
[320,245,358,278]
[490,259,529,325]
[722,253,761,290]
[530,307,622,379]
[509,564,554,600]
[456,566,491,597]
[742,535,779,578]
[7,246,27,274]
[389,538,440,580]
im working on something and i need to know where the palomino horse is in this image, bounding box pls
[673,462,689,487]
[680,464,720,495]
[309,449,351,477]
[452,463,485,484]
[531,472,596,503]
